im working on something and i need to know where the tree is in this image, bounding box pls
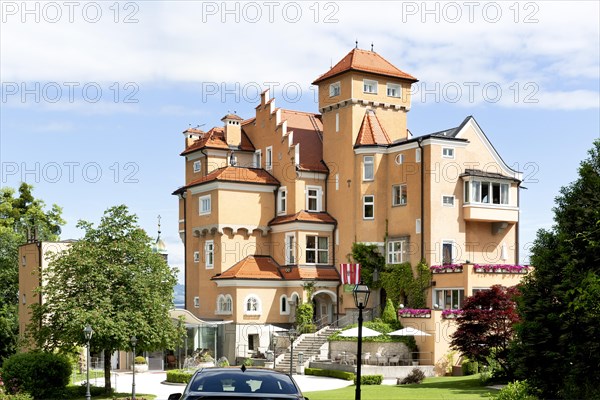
[511,140,600,399]
[28,205,183,393]
[0,183,64,364]
[450,285,520,377]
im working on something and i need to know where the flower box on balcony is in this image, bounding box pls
[473,264,530,274]
[398,308,432,318]
[442,309,463,319]
[430,264,463,274]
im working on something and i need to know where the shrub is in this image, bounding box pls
[462,359,479,375]
[242,358,253,366]
[217,357,229,367]
[1,352,72,399]
[399,368,425,385]
[166,369,194,384]
[134,356,147,364]
[0,394,34,400]
[305,368,355,381]
[355,375,383,385]
[296,303,313,330]
[495,380,537,400]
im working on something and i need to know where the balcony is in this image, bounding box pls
[463,204,518,223]
[430,263,530,275]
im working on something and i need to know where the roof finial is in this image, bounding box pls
[371,42,374,52]
[355,40,358,49]
[157,214,162,236]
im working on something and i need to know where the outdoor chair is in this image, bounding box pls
[388,355,400,366]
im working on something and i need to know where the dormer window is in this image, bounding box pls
[387,83,401,98]
[329,82,341,97]
[363,79,378,94]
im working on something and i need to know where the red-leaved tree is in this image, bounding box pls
[450,285,520,375]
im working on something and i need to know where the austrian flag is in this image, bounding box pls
[340,263,361,285]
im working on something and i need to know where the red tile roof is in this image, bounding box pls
[282,265,340,281]
[281,110,327,172]
[186,166,280,188]
[181,124,255,155]
[269,211,336,226]
[221,113,243,121]
[214,255,283,280]
[355,109,392,146]
[312,48,418,84]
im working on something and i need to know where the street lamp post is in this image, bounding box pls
[353,282,371,400]
[83,325,93,400]
[131,336,137,400]
[288,327,297,378]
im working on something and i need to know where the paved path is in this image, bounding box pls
[101,371,394,399]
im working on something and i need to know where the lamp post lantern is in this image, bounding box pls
[131,336,138,400]
[288,327,297,378]
[83,325,93,400]
[353,281,370,400]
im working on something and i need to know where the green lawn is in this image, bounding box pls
[304,375,498,400]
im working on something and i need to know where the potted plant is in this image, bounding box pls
[133,356,148,372]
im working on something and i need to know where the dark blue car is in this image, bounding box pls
[167,367,309,400]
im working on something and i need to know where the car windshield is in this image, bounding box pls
[189,370,298,395]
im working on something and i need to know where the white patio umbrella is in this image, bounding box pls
[339,326,382,337]
[388,327,431,336]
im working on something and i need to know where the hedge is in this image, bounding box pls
[166,369,194,384]
[355,374,383,385]
[304,368,355,381]
[1,352,72,399]
[462,360,479,375]
[0,394,34,400]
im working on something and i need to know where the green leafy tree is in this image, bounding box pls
[511,140,600,399]
[0,183,64,364]
[28,205,183,393]
[350,243,384,288]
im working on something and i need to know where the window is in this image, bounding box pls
[387,83,401,98]
[387,238,409,264]
[248,334,259,350]
[266,146,273,170]
[193,296,200,308]
[442,147,455,158]
[22,293,26,305]
[335,173,339,191]
[392,184,407,206]
[363,79,378,94]
[280,295,289,314]
[285,233,296,264]
[395,154,404,165]
[244,295,261,315]
[464,180,510,205]
[306,236,328,264]
[329,82,340,97]
[199,195,211,215]
[363,195,374,219]
[277,187,287,215]
[416,218,421,234]
[205,240,214,269]
[21,256,26,266]
[442,195,455,207]
[193,160,201,173]
[442,241,454,264]
[416,148,421,163]
[306,186,322,211]
[217,294,232,314]
[254,150,262,168]
[335,113,339,132]
[193,251,200,263]
[363,156,374,181]
[501,243,508,261]
[434,289,465,310]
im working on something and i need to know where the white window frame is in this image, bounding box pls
[335,173,339,191]
[464,180,510,205]
[216,294,232,315]
[199,195,211,215]
[193,251,200,263]
[335,113,339,132]
[442,147,455,159]
[395,153,404,165]
[387,83,401,98]
[244,294,262,315]
[442,240,454,265]
[306,186,322,212]
[193,296,200,308]
[416,218,421,234]
[363,195,375,220]
[285,233,296,265]
[434,288,465,310]
[193,160,201,173]
[280,295,290,315]
[363,79,378,94]
[277,187,287,215]
[254,150,262,168]
[387,238,409,264]
[266,146,273,170]
[363,155,374,181]
[205,240,214,269]
[392,184,407,206]
[329,82,341,97]
[416,148,421,163]
[442,195,455,207]
[305,235,329,265]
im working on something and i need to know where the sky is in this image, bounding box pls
[1,0,599,283]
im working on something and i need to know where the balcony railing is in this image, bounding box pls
[430,263,531,274]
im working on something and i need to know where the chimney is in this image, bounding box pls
[221,113,243,148]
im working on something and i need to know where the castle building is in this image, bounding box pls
[174,48,526,364]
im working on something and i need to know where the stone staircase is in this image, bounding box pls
[275,326,338,373]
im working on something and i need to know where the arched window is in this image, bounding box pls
[216,294,232,315]
[244,295,261,315]
[280,295,289,315]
